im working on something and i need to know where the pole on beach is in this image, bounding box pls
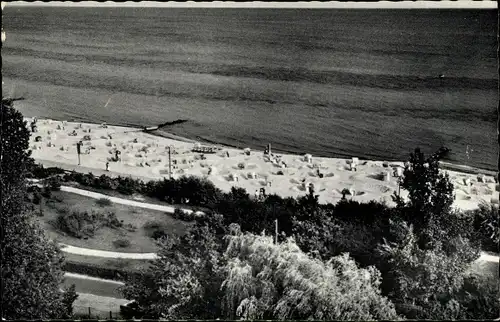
[76,141,82,165]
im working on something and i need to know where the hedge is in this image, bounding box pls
[31,163,498,254]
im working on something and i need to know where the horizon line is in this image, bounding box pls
[3,1,498,9]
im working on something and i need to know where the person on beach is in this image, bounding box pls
[106,162,109,171]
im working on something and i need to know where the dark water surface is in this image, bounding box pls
[2,8,497,170]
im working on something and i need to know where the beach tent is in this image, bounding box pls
[304,154,313,163]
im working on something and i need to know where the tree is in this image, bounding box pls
[221,230,400,320]
[393,147,455,247]
[376,220,481,319]
[1,98,77,319]
[120,213,228,319]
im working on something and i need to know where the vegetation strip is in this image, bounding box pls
[64,272,125,285]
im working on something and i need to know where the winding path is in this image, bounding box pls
[30,180,198,215]
[60,243,158,260]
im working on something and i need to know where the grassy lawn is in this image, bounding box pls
[63,275,124,298]
[63,253,153,272]
[72,293,128,319]
[35,190,191,253]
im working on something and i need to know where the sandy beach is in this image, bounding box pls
[26,117,498,211]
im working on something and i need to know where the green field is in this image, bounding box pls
[35,190,191,253]
[63,252,153,272]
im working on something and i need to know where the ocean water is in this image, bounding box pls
[2,7,498,170]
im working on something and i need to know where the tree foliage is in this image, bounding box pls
[221,231,400,320]
[377,220,481,319]
[120,214,228,319]
[393,147,455,244]
[1,98,77,319]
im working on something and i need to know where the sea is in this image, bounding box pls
[2,7,498,171]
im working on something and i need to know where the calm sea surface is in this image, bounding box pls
[2,8,498,170]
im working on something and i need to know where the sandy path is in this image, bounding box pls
[60,243,158,260]
[478,252,500,263]
[30,181,199,215]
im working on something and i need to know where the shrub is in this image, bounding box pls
[172,208,194,222]
[113,238,131,248]
[52,194,64,203]
[151,230,169,240]
[53,209,103,239]
[116,176,141,195]
[143,220,168,239]
[41,186,52,199]
[33,191,42,205]
[95,197,112,207]
[43,175,62,191]
[103,211,123,229]
[470,204,499,253]
[143,221,162,230]
[376,222,480,320]
[28,164,66,179]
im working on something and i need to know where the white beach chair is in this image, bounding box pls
[304,154,313,163]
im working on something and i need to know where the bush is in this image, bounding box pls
[470,204,499,253]
[52,194,64,203]
[41,186,52,199]
[113,238,131,248]
[32,191,42,205]
[28,164,66,179]
[376,222,480,320]
[172,208,194,222]
[95,197,112,207]
[43,175,62,191]
[143,220,169,240]
[53,208,104,239]
[104,211,123,229]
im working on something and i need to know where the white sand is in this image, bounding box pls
[27,118,497,211]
